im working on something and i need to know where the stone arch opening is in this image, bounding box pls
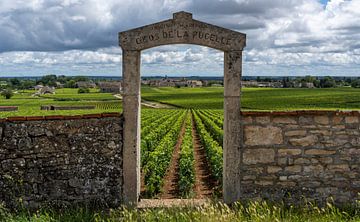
[119,11,246,206]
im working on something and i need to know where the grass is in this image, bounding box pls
[142,86,360,110]
[0,88,122,118]
[2,87,360,118]
[1,201,359,221]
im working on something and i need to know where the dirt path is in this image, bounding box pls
[113,94,175,109]
[159,119,187,198]
[191,114,216,198]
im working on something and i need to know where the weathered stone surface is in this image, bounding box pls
[285,130,307,137]
[309,130,332,136]
[327,164,350,172]
[243,149,275,164]
[345,116,359,124]
[299,116,313,125]
[332,116,344,124]
[278,148,302,156]
[255,180,273,186]
[241,111,360,205]
[0,117,123,209]
[305,149,336,155]
[255,116,270,124]
[244,126,283,145]
[273,117,297,124]
[314,116,329,125]
[242,116,253,124]
[289,135,318,147]
[284,165,302,173]
[267,166,282,173]
[303,165,324,175]
[119,11,246,52]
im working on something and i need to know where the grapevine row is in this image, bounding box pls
[192,110,223,183]
[142,110,187,196]
[195,110,223,145]
[178,112,195,197]
[199,110,223,128]
[141,110,184,166]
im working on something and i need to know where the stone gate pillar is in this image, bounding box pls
[119,11,246,206]
[223,50,242,203]
[122,50,141,205]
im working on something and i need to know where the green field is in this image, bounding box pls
[0,88,122,118]
[2,87,360,118]
[142,86,360,110]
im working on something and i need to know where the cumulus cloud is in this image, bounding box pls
[0,0,359,76]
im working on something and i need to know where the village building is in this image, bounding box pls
[34,84,44,90]
[55,81,64,88]
[186,80,203,87]
[301,82,315,88]
[32,86,55,96]
[98,81,122,93]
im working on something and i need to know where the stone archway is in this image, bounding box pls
[119,11,246,206]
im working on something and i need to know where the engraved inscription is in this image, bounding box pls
[135,29,231,46]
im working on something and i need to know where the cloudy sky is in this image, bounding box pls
[0,0,359,77]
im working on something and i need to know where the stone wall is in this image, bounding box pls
[240,111,360,205]
[0,113,123,209]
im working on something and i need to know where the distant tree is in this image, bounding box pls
[304,75,316,83]
[73,76,89,82]
[38,74,57,86]
[19,80,35,90]
[65,80,76,88]
[1,89,14,99]
[351,79,360,88]
[78,87,90,93]
[314,79,321,88]
[9,78,21,88]
[282,77,292,88]
[319,76,336,88]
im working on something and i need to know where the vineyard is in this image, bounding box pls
[140,109,224,199]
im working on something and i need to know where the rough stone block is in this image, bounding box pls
[294,158,311,164]
[273,117,297,124]
[244,126,283,146]
[332,116,344,125]
[255,180,273,186]
[299,116,313,125]
[314,116,329,125]
[309,130,332,136]
[285,165,302,173]
[243,149,275,164]
[305,149,336,155]
[345,116,359,124]
[327,164,350,172]
[278,148,302,156]
[303,165,324,175]
[242,116,253,124]
[267,166,282,173]
[289,135,317,147]
[255,116,270,124]
[277,181,296,187]
[285,130,307,137]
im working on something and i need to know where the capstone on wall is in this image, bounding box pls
[240,111,360,205]
[0,114,123,209]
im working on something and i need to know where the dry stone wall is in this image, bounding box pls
[0,114,123,209]
[240,111,360,205]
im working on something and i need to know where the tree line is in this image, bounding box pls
[254,76,360,88]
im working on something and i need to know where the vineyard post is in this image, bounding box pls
[122,50,141,206]
[223,50,243,204]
